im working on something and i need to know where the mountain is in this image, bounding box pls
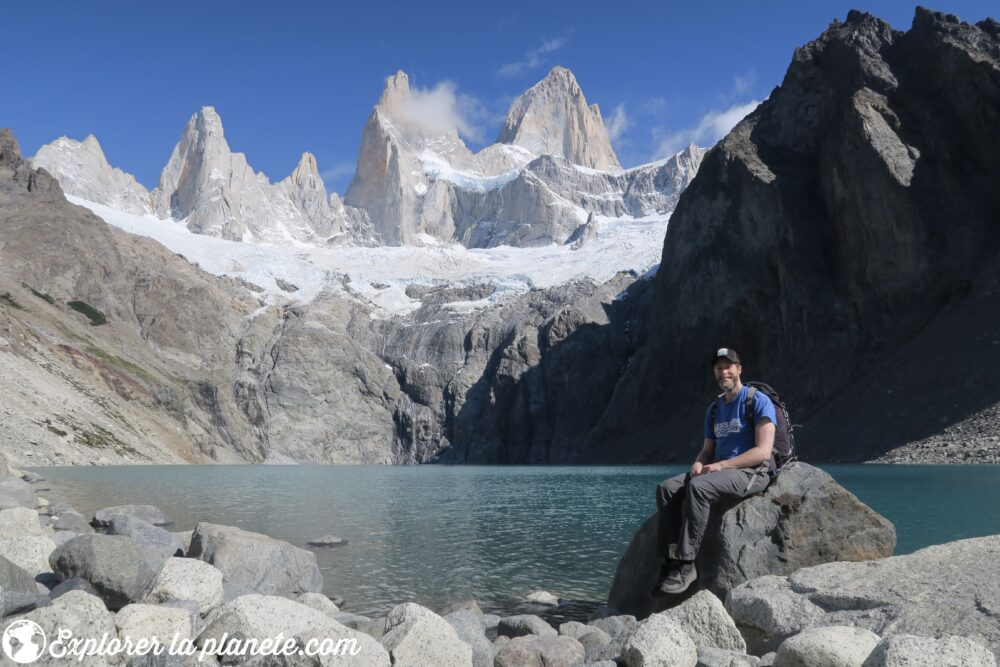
[497,66,621,170]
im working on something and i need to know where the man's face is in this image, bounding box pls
[714,359,741,391]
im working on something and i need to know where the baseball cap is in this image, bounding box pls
[712,347,741,365]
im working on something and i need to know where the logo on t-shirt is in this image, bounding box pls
[714,417,742,439]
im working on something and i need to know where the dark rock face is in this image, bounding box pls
[48,535,157,611]
[590,8,1000,462]
[606,463,895,619]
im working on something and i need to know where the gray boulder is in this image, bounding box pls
[589,614,638,639]
[697,647,761,666]
[0,477,35,508]
[498,614,557,638]
[296,591,340,616]
[662,590,745,652]
[774,626,881,667]
[0,506,44,536]
[608,463,895,617]
[8,590,119,666]
[0,553,38,593]
[92,504,173,528]
[493,635,585,667]
[727,535,1000,658]
[186,522,322,599]
[380,602,472,667]
[0,534,57,575]
[141,557,224,616]
[862,634,996,667]
[49,576,100,599]
[444,608,493,667]
[621,613,698,667]
[52,510,95,534]
[577,627,614,663]
[115,603,194,652]
[439,597,484,624]
[48,534,156,611]
[108,515,184,570]
[1,590,51,616]
[52,530,78,546]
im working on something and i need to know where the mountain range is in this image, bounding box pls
[2,7,999,467]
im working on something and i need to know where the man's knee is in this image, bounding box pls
[685,474,721,503]
[656,474,687,508]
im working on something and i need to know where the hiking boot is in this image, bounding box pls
[650,562,672,596]
[658,561,697,595]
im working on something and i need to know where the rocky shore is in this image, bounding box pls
[2,459,997,666]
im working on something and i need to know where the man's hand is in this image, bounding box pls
[701,462,725,474]
[690,461,704,476]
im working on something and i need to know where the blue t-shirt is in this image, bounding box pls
[704,385,777,463]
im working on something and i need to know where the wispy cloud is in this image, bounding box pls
[497,36,569,78]
[652,99,761,159]
[398,81,489,143]
[636,96,668,117]
[731,70,757,98]
[320,162,356,183]
[606,104,631,144]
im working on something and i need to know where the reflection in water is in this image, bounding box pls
[31,465,1000,618]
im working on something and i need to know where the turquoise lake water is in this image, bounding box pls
[28,465,1000,618]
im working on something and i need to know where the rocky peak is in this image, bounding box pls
[496,66,621,170]
[287,152,321,190]
[0,128,24,169]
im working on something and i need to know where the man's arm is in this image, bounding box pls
[690,438,716,475]
[703,419,774,472]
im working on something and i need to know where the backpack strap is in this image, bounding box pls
[709,398,721,439]
[745,385,757,428]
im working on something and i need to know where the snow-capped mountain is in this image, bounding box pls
[32,66,705,251]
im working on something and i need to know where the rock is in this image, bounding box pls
[697,647,761,666]
[0,553,39,593]
[774,626,881,667]
[727,535,1000,658]
[608,463,895,617]
[92,504,173,528]
[444,608,493,667]
[186,522,322,599]
[621,613,698,667]
[526,590,559,605]
[141,557,223,616]
[483,613,500,632]
[661,590,746,652]
[578,627,614,662]
[862,634,997,667]
[115,603,194,652]
[296,591,341,616]
[108,515,184,570]
[9,590,120,666]
[352,618,386,642]
[0,476,36,508]
[48,534,156,611]
[440,598,484,624]
[52,530,78,546]
[589,614,638,639]
[307,534,348,547]
[196,594,389,666]
[52,510,94,534]
[380,602,472,667]
[1,590,51,617]
[0,452,9,478]
[0,534,57,575]
[498,614,557,638]
[759,653,777,666]
[493,635,586,667]
[172,530,193,553]
[0,495,23,510]
[49,576,100,599]
[558,621,592,639]
[0,506,44,536]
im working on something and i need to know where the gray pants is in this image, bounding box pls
[656,468,770,561]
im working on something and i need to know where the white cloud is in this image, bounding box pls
[320,162,356,183]
[652,99,761,159]
[497,37,569,78]
[398,81,488,143]
[731,70,757,98]
[606,104,630,143]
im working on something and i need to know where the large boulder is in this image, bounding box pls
[608,463,895,617]
[497,614,557,638]
[48,534,157,611]
[108,515,184,570]
[726,535,1000,659]
[493,635,586,667]
[0,535,57,575]
[0,506,45,536]
[196,594,389,666]
[0,477,36,508]
[9,589,121,666]
[380,602,473,667]
[0,553,39,593]
[186,522,322,599]
[662,590,746,652]
[862,634,997,667]
[140,557,224,617]
[444,608,493,667]
[621,613,698,666]
[115,603,195,653]
[52,510,95,534]
[774,626,881,667]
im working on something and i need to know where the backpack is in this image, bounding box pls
[710,382,797,471]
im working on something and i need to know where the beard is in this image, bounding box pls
[718,377,737,391]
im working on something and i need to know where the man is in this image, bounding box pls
[653,347,777,595]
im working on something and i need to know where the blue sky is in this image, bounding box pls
[3,1,995,195]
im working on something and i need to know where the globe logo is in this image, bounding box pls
[2,620,47,664]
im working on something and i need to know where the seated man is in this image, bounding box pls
[653,347,776,595]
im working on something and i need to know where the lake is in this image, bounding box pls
[28,464,1000,619]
